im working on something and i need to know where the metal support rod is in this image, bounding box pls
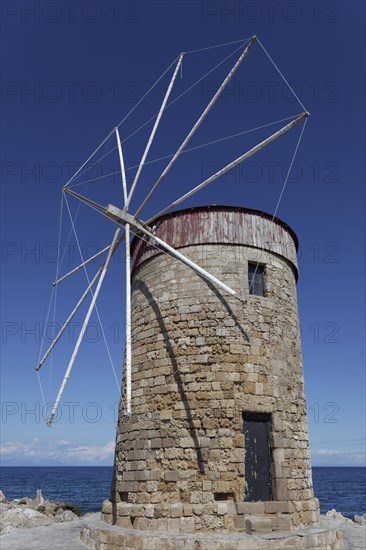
[63,129,114,188]
[115,127,129,206]
[36,267,103,371]
[64,187,106,211]
[63,184,127,253]
[115,127,132,416]
[105,206,246,303]
[47,227,121,427]
[125,224,132,415]
[53,246,110,286]
[127,53,184,209]
[39,235,123,371]
[53,187,111,286]
[135,36,256,217]
[146,112,309,225]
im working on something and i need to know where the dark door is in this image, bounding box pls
[243,413,272,501]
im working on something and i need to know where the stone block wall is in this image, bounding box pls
[102,209,320,534]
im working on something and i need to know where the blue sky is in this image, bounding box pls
[1,1,365,467]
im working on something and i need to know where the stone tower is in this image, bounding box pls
[102,205,321,536]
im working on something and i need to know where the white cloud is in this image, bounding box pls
[318,449,343,455]
[0,439,115,464]
[57,440,70,447]
[312,448,366,465]
[63,442,115,462]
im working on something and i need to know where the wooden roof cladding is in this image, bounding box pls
[131,206,299,279]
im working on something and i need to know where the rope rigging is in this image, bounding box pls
[66,39,251,187]
[67,113,303,190]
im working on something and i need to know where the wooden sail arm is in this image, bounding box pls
[53,246,110,286]
[36,267,103,371]
[134,36,256,217]
[127,53,184,209]
[47,228,121,427]
[104,206,246,304]
[145,111,309,225]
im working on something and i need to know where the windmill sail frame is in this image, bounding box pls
[36,36,309,426]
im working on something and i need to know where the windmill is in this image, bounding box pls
[35,35,309,429]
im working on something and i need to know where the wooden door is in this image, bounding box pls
[243,413,272,501]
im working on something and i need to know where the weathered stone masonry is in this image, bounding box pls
[102,206,321,536]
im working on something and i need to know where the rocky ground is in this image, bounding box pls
[325,509,366,549]
[326,509,366,527]
[0,488,81,536]
[0,490,365,549]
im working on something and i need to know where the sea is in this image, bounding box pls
[0,466,365,518]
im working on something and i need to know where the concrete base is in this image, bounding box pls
[81,514,344,549]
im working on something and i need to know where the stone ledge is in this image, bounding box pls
[81,514,344,550]
[102,498,319,533]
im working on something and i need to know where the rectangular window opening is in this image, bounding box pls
[248,262,265,297]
